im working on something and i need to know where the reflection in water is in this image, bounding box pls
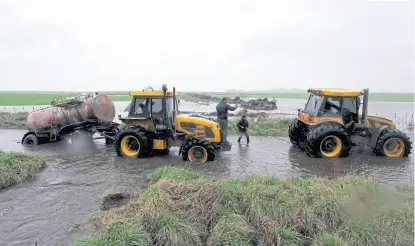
[288,145,413,186]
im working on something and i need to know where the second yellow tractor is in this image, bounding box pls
[289,88,412,158]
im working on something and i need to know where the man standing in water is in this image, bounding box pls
[237,115,249,145]
[216,97,238,145]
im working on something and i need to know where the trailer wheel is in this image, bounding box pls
[181,138,215,163]
[114,128,151,158]
[305,123,351,158]
[373,128,412,157]
[22,133,38,146]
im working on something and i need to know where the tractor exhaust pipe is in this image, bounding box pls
[162,84,168,125]
[361,88,369,124]
[173,87,177,132]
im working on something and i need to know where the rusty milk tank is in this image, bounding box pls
[27,94,116,132]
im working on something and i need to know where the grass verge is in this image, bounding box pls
[228,117,292,137]
[73,166,414,246]
[0,112,28,129]
[0,152,46,189]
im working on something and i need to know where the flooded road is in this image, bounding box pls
[0,129,414,246]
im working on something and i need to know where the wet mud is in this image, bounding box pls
[0,129,413,246]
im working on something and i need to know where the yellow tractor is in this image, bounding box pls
[109,85,230,163]
[288,88,412,158]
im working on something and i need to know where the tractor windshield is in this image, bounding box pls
[304,94,324,116]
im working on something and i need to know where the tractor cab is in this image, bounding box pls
[119,85,179,133]
[299,88,363,128]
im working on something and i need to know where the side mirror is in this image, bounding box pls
[177,99,181,105]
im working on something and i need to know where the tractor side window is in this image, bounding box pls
[304,94,324,116]
[133,98,150,117]
[323,97,341,114]
[342,97,357,114]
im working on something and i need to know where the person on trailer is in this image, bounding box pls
[237,115,250,144]
[216,97,238,145]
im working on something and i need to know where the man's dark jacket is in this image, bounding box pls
[216,101,237,119]
[237,118,249,132]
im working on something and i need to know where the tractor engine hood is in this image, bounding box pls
[366,114,396,128]
[176,114,219,128]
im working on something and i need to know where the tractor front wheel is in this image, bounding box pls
[114,128,151,158]
[305,123,352,158]
[181,138,215,163]
[373,129,412,157]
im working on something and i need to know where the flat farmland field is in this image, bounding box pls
[0,91,413,105]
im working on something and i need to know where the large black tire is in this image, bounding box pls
[114,127,151,158]
[22,133,38,146]
[288,118,307,148]
[305,123,352,158]
[181,138,215,163]
[373,128,412,157]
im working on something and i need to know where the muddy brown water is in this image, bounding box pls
[0,129,414,246]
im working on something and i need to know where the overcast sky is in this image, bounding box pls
[0,0,413,92]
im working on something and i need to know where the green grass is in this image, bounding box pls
[73,221,151,246]
[95,189,124,206]
[0,92,79,106]
[228,117,292,137]
[0,91,413,105]
[0,152,46,189]
[147,166,201,182]
[0,112,29,120]
[0,92,132,106]
[0,112,29,129]
[74,167,414,246]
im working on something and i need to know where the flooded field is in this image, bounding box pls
[0,98,414,245]
[0,128,413,246]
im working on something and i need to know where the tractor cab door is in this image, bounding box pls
[130,97,151,118]
[319,96,359,125]
[320,97,342,116]
[149,97,174,130]
[128,96,174,131]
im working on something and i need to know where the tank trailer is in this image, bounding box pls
[21,93,119,145]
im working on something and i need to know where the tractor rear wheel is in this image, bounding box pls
[305,123,352,158]
[181,138,215,163]
[288,118,307,149]
[114,128,151,158]
[373,129,412,157]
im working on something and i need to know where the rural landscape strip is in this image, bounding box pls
[0,92,414,105]
[71,166,414,246]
